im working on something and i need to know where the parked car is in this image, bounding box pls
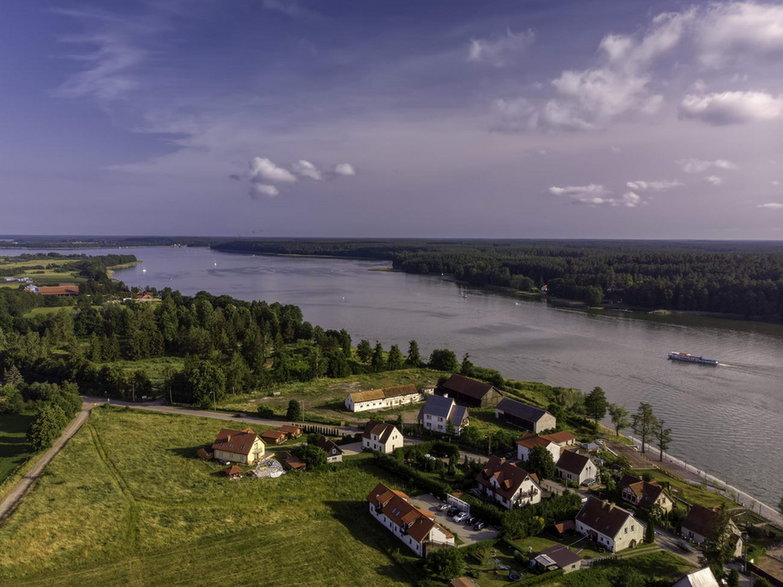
[583,478,596,486]
[438,503,450,511]
[466,516,477,526]
[452,512,469,523]
[473,521,486,530]
[447,507,459,517]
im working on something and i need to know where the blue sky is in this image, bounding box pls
[3,0,783,238]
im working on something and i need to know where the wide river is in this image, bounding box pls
[7,246,783,508]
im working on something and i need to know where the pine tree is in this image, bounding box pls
[406,340,422,367]
[608,403,630,436]
[584,386,608,424]
[654,418,672,462]
[386,344,405,370]
[371,342,385,372]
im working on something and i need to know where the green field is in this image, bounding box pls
[0,406,419,586]
[631,468,738,509]
[93,357,186,387]
[541,550,693,586]
[0,413,35,483]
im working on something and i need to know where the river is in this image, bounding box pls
[6,246,783,508]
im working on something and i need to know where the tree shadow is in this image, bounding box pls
[167,445,209,460]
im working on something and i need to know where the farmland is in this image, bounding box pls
[0,406,419,586]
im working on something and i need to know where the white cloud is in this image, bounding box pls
[698,2,783,68]
[549,184,646,207]
[772,180,780,186]
[467,28,534,67]
[334,163,356,176]
[249,157,297,183]
[251,183,279,197]
[704,175,723,186]
[291,159,322,180]
[261,0,318,20]
[626,180,682,192]
[757,202,783,208]
[680,91,783,124]
[677,159,738,173]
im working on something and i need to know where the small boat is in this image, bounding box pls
[668,352,719,365]
[141,268,147,273]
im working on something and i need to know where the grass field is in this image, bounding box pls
[0,413,35,483]
[632,468,738,509]
[542,550,693,586]
[0,406,420,586]
[93,357,186,386]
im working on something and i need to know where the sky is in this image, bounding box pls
[2,0,783,239]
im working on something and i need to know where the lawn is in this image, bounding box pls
[511,533,604,559]
[632,468,738,509]
[0,406,420,586]
[539,550,694,586]
[0,413,35,483]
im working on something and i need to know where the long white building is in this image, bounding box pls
[345,384,422,412]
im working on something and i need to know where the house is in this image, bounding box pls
[495,398,556,432]
[474,456,542,509]
[261,429,287,445]
[681,505,744,557]
[435,374,503,408]
[417,395,469,435]
[282,452,307,471]
[672,567,720,587]
[224,465,244,479]
[278,424,302,439]
[362,421,404,454]
[618,474,674,513]
[134,291,161,302]
[367,483,455,556]
[533,545,582,574]
[211,428,265,465]
[37,283,80,296]
[345,384,422,412]
[315,436,344,463]
[23,284,38,293]
[556,450,597,486]
[575,496,644,552]
[541,430,577,447]
[517,434,561,463]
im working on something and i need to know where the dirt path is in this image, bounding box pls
[0,408,91,523]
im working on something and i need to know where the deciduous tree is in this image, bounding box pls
[631,402,658,454]
[608,403,630,436]
[428,348,458,372]
[584,386,608,424]
[654,418,672,462]
[526,445,556,480]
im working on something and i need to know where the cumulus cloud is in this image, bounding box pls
[680,91,783,124]
[677,159,738,173]
[249,157,297,183]
[251,183,279,198]
[467,28,534,67]
[625,180,682,192]
[291,159,322,180]
[334,163,356,176]
[757,202,783,208]
[698,2,783,68]
[548,184,644,207]
[704,175,723,186]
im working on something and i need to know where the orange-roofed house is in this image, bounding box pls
[278,424,302,439]
[261,429,287,445]
[211,428,265,465]
[367,483,455,556]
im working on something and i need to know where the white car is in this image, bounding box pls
[452,512,469,523]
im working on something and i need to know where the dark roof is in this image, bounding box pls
[682,505,722,539]
[363,421,399,443]
[541,431,577,445]
[556,450,592,475]
[418,395,454,419]
[211,428,261,455]
[450,405,469,428]
[619,474,669,508]
[440,374,495,400]
[496,398,549,423]
[315,436,343,455]
[576,496,636,539]
[538,545,581,568]
[475,456,536,500]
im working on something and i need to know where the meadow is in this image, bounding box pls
[0,406,420,586]
[0,413,35,483]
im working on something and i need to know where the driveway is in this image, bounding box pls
[654,528,701,566]
[409,494,499,546]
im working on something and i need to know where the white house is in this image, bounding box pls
[618,474,674,513]
[474,456,542,510]
[345,384,422,412]
[315,436,344,463]
[556,450,597,485]
[417,395,469,435]
[362,421,404,454]
[575,497,644,552]
[211,428,265,465]
[367,483,455,557]
[517,435,561,463]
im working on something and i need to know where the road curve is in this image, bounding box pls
[0,408,91,523]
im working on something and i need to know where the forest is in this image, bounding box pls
[213,239,783,320]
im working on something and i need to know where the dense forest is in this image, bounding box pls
[213,239,783,320]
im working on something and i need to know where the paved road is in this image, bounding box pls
[654,528,701,566]
[0,408,91,523]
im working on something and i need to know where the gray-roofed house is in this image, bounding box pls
[417,395,469,436]
[556,450,597,486]
[575,496,644,552]
[436,374,503,408]
[533,545,582,573]
[495,398,556,433]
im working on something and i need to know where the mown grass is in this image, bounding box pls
[0,406,419,586]
[511,533,604,559]
[541,550,693,586]
[0,413,35,483]
[632,468,738,509]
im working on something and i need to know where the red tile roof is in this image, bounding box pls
[261,429,287,443]
[475,456,535,500]
[38,284,80,296]
[224,465,243,476]
[211,428,261,455]
[541,431,577,445]
[367,483,452,544]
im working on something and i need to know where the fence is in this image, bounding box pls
[293,423,343,437]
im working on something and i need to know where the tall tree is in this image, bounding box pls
[386,344,404,370]
[429,348,458,372]
[406,339,422,367]
[584,386,608,424]
[370,341,385,373]
[460,353,474,376]
[654,418,672,462]
[27,403,67,451]
[608,403,630,436]
[631,402,658,454]
[700,505,736,573]
[286,399,302,421]
[356,339,372,363]
[526,445,556,480]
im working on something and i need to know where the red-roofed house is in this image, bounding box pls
[517,434,561,463]
[211,428,265,465]
[368,483,455,556]
[618,474,674,513]
[475,456,542,510]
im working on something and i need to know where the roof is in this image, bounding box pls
[517,435,555,449]
[557,450,592,475]
[682,505,722,539]
[535,545,581,569]
[283,453,307,470]
[439,374,495,400]
[672,567,720,587]
[417,396,469,428]
[619,474,669,508]
[541,431,577,445]
[496,398,550,423]
[211,428,262,455]
[553,520,576,534]
[363,421,400,443]
[37,284,80,296]
[279,424,301,434]
[475,456,537,500]
[367,483,452,544]
[261,429,287,441]
[224,465,243,476]
[315,436,343,455]
[348,384,418,404]
[576,496,637,539]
